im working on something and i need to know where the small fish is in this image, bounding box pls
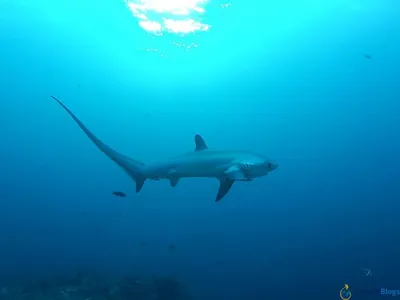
[362,268,372,276]
[112,191,126,197]
[364,54,372,59]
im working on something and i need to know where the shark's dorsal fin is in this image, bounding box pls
[194,134,208,151]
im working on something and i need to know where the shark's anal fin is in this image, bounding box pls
[170,178,180,187]
[194,134,208,151]
[216,178,235,202]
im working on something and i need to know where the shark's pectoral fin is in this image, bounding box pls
[194,134,208,151]
[224,165,247,180]
[170,177,180,187]
[216,178,235,202]
[136,176,146,193]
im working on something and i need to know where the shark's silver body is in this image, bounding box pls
[52,96,278,201]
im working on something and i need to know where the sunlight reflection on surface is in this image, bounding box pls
[125,0,210,35]
[124,0,231,56]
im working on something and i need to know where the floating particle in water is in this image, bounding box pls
[364,54,372,59]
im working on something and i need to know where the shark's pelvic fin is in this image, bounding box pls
[216,178,235,202]
[51,96,147,193]
[194,134,208,151]
[167,169,180,187]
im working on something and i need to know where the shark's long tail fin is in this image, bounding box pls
[51,96,147,193]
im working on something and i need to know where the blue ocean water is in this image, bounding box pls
[0,0,399,299]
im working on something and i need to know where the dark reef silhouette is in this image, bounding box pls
[0,272,190,300]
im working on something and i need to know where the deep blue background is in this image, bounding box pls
[1,0,399,299]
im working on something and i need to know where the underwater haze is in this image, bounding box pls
[0,0,399,299]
